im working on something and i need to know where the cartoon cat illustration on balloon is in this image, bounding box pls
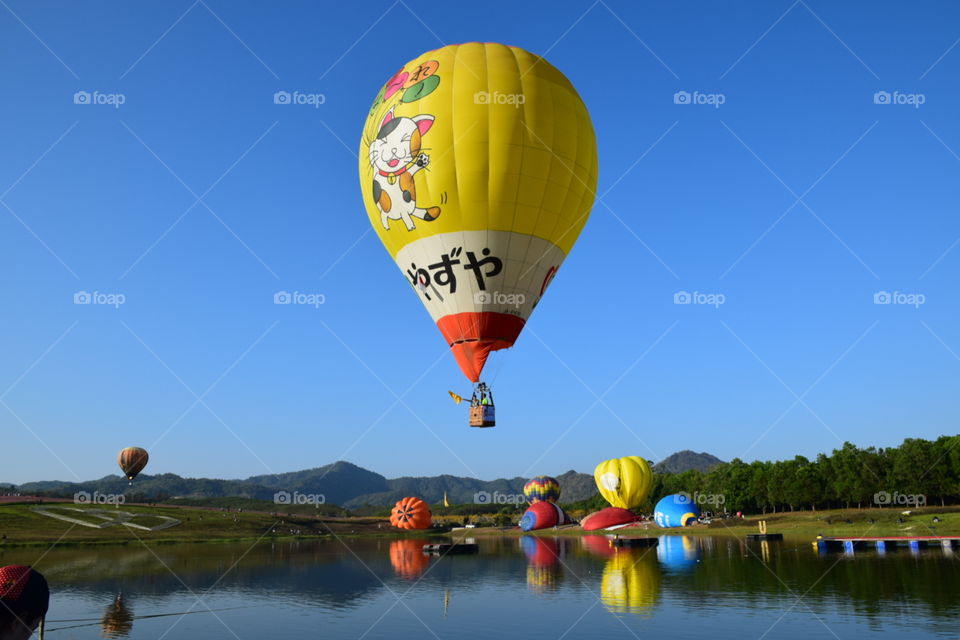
[368,107,441,231]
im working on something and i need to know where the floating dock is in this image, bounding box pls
[610,537,659,548]
[422,543,479,555]
[747,533,784,541]
[814,536,960,553]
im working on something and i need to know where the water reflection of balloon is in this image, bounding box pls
[600,549,661,616]
[520,536,563,592]
[389,539,430,578]
[100,593,134,638]
[656,536,702,572]
[581,535,619,559]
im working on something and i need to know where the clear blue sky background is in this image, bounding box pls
[2,1,958,485]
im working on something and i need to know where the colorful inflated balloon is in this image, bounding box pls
[359,43,598,383]
[594,456,653,510]
[117,447,148,482]
[581,507,640,531]
[390,497,432,530]
[523,476,561,504]
[653,494,700,528]
[520,501,571,531]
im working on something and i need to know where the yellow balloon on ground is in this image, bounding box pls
[594,456,653,510]
[358,43,598,382]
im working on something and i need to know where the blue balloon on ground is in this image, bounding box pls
[653,494,700,528]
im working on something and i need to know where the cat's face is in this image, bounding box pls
[369,110,434,173]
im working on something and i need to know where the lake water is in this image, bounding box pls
[2,534,958,639]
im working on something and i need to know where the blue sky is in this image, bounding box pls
[1,1,959,485]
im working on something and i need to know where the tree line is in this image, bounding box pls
[653,435,960,513]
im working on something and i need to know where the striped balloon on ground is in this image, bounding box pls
[523,476,561,504]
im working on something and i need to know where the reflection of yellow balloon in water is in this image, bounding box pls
[594,456,653,509]
[358,43,598,383]
[600,549,661,616]
[527,564,562,593]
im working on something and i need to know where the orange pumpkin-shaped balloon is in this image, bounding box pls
[389,496,432,530]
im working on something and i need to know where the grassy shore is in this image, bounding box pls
[3,502,958,547]
[0,502,446,547]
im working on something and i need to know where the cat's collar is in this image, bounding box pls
[378,165,410,178]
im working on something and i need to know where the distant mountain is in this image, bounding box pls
[345,469,597,507]
[247,461,390,505]
[653,450,725,474]
[8,462,596,507]
[5,454,722,507]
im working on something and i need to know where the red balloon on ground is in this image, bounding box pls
[520,501,572,531]
[581,507,640,531]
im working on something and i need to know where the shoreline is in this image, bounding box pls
[3,502,958,547]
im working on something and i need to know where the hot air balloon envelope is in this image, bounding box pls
[390,497,432,530]
[520,501,571,531]
[594,456,653,510]
[653,494,700,528]
[359,43,598,383]
[581,507,640,531]
[117,447,149,482]
[523,476,561,504]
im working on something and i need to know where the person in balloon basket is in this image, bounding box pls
[0,566,49,640]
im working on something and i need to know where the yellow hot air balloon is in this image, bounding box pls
[358,43,598,399]
[594,456,653,510]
